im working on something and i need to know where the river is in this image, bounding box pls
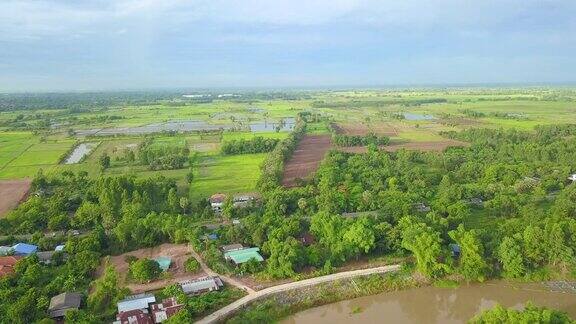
[282,282,576,324]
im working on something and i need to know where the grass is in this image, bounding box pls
[189,153,266,200]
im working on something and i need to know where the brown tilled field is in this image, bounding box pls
[333,122,398,137]
[282,135,332,187]
[0,179,32,217]
[101,243,206,293]
[338,139,469,154]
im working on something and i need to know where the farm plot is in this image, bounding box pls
[333,122,398,137]
[282,135,332,188]
[102,243,205,294]
[190,153,266,200]
[338,139,469,154]
[0,179,32,217]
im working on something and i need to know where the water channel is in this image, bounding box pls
[283,282,576,324]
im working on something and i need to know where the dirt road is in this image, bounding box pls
[195,264,401,324]
[189,246,255,294]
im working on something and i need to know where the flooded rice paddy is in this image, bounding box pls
[64,143,98,164]
[75,118,295,136]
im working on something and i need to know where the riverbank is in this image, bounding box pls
[226,270,419,323]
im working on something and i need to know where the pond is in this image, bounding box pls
[282,282,576,324]
[404,113,436,121]
[64,143,98,164]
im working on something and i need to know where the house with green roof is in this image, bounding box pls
[223,247,264,266]
[154,256,172,272]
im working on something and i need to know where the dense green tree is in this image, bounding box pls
[400,218,448,278]
[129,258,162,283]
[449,225,489,281]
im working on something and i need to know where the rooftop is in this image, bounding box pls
[48,292,82,318]
[224,247,264,264]
[12,243,38,255]
[154,257,171,272]
[180,276,224,295]
[117,293,156,313]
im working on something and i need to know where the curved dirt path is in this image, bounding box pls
[189,245,255,294]
[195,264,401,324]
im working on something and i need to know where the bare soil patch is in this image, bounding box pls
[338,139,469,154]
[101,243,206,294]
[282,135,332,188]
[0,179,32,217]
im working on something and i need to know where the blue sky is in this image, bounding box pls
[1,0,575,91]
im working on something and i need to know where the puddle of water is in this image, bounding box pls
[404,113,436,121]
[64,143,98,164]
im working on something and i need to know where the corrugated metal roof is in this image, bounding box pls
[224,247,264,264]
[180,276,223,294]
[117,294,156,313]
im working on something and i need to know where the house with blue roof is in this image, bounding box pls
[12,243,38,256]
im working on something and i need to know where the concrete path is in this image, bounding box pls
[195,263,401,324]
[189,245,256,294]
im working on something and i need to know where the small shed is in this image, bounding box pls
[569,174,576,182]
[55,245,65,252]
[48,292,82,319]
[154,257,172,272]
[12,243,38,256]
[449,244,461,258]
[224,247,264,265]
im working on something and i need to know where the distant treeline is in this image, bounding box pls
[311,98,448,109]
[221,136,280,155]
[458,109,528,120]
[0,91,312,111]
[332,134,390,147]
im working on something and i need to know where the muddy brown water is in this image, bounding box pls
[282,282,576,324]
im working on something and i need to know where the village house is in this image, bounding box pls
[48,292,82,320]
[117,293,157,314]
[180,276,224,295]
[0,255,22,277]
[114,309,153,324]
[115,294,157,324]
[209,193,226,213]
[232,194,258,208]
[224,247,264,266]
[568,174,576,182]
[150,297,185,323]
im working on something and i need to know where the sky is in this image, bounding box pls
[0,0,575,92]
